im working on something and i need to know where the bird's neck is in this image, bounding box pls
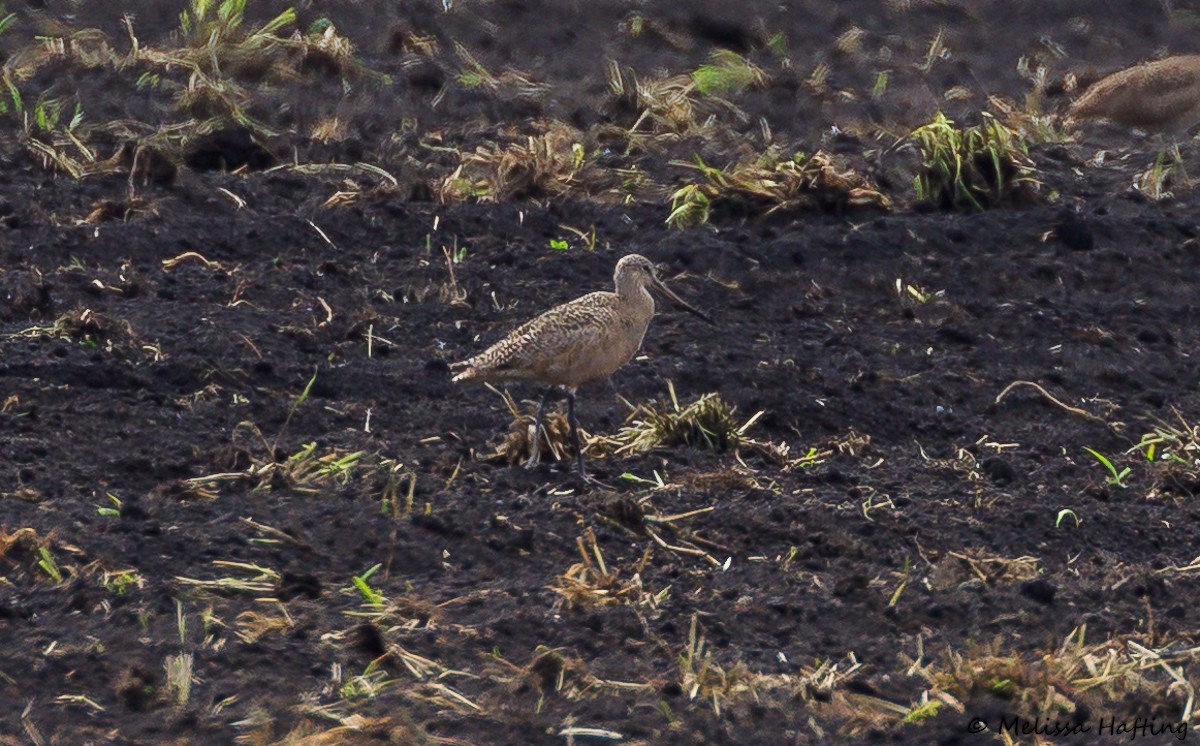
[617,281,654,310]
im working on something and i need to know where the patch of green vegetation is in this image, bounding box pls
[909,111,1038,210]
[766,32,788,58]
[96,492,123,518]
[902,699,942,724]
[37,546,63,583]
[102,569,143,594]
[1055,508,1080,529]
[178,0,298,66]
[1129,411,1200,496]
[340,660,396,699]
[691,50,767,96]
[1082,447,1129,487]
[871,69,890,99]
[351,564,386,605]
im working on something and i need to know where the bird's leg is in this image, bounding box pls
[565,390,615,491]
[525,387,556,469]
[604,376,621,424]
[565,388,587,480]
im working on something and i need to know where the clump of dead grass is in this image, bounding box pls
[172,0,297,77]
[0,527,46,561]
[611,390,740,454]
[676,616,866,719]
[0,2,381,181]
[53,308,120,345]
[667,149,891,228]
[84,196,157,223]
[907,627,1198,727]
[928,550,1040,591]
[548,528,661,611]
[607,382,787,462]
[452,41,549,100]
[438,122,613,203]
[678,614,757,716]
[990,55,1074,145]
[237,712,429,745]
[485,385,599,467]
[183,375,366,495]
[606,62,753,148]
[6,308,141,354]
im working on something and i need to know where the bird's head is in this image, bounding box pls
[614,254,714,324]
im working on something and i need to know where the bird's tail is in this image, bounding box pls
[449,360,475,383]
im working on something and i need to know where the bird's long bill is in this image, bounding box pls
[651,276,715,324]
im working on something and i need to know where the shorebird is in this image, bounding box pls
[1065,55,1200,138]
[451,254,713,481]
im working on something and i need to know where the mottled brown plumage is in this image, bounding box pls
[1067,55,1200,137]
[451,254,712,480]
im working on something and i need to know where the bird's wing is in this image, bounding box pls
[462,293,618,377]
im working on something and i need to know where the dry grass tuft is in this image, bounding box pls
[607,382,787,462]
[291,21,362,78]
[234,605,295,644]
[236,711,432,745]
[438,122,612,202]
[49,308,134,348]
[678,614,756,716]
[928,550,1040,590]
[667,149,891,228]
[675,618,866,718]
[611,390,740,454]
[1132,149,1190,202]
[608,66,698,137]
[453,41,549,100]
[548,528,660,611]
[908,627,1199,727]
[606,62,750,146]
[0,526,47,561]
[172,1,298,79]
[485,386,597,467]
[84,196,156,223]
[0,2,384,183]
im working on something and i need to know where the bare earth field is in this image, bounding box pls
[2,1,1200,744]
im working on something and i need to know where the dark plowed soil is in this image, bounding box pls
[2,1,1200,744]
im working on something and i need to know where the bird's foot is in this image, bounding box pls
[572,470,616,492]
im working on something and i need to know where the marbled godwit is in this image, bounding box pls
[1066,55,1200,138]
[451,254,713,481]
